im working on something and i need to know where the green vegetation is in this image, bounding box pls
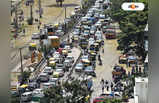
[105,0,148,57]
[41,79,91,103]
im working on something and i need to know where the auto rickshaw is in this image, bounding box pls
[96,40,102,46]
[18,84,29,94]
[49,60,56,69]
[94,43,99,51]
[29,43,36,51]
[89,52,96,61]
[82,59,91,67]
[62,49,68,57]
[52,72,60,78]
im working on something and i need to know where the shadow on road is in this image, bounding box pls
[45,3,79,8]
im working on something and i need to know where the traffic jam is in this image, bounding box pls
[11,0,140,102]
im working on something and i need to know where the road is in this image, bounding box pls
[90,39,121,102]
[10,0,81,69]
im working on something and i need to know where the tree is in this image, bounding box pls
[108,0,148,55]
[43,79,91,103]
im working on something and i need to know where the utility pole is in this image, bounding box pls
[39,0,42,18]
[19,48,23,74]
[64,7,67,35]
[15,3,18,37]
[29,3,33,25]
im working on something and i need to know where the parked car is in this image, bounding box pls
[42,66,53,75]
[75,63,84,72]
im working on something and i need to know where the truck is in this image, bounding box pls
[48,36,60,48]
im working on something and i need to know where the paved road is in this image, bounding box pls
[90,39,121,102]
[10,0,81,69]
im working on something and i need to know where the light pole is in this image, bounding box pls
[64,7,67,35]
[15,3,18,37]
[39,0,42,18]
[19,47,23,74]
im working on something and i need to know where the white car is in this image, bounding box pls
[42,66,53,75]
[41,82,52,89]
[64,45,71,52]
[49,77,59,86]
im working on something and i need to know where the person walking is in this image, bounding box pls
[102,85,105,93]
[100,78,104,85]
[106,85,109,91]
[102,47,104,53]
[105,80,108,86]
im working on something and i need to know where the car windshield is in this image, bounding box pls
[76,64,83,67]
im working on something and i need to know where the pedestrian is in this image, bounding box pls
[100,78,104,85]
[102,85,105,93]
[102,47,104,53]
[38,25,40,30]
[111,82,113,89]
[106,85,109,91]
[98,54,101,61]
[23,29,25,35]
[105,80,108,85]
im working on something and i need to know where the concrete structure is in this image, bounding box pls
[134,77,148,103]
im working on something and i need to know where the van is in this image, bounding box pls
[21,92,32,102]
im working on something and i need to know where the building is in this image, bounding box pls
[134,77,148,103]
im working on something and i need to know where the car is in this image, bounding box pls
[95,21,102,27]
[55,69,64,77]
[93,97,105,103]
[81,55,89,62]
[42,66,53,75]
[41,82,52,89]
[37,73,49,82]
[55,30,64,37]
[55,63,65,70]
[119,54,127,64]
[89,38,95,46]
[99,14,105,19]
[83,30,90,37]
[49,77,59,86]
[66,56,74,63]
[28,82,39,91]
[73,29,80,35]
[75,63,84,72]
[64,45,71,52]
[84,66,95,76]
[21,92,33,102]
[64,59,72,69]
[31,32,40,39]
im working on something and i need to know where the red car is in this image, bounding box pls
[93,97,105,103]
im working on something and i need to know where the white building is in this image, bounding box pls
[134,77,148,103]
